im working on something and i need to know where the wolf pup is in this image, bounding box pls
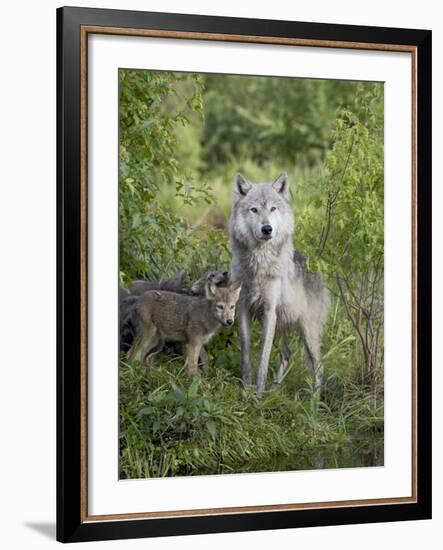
[229,172,330,393]
[129,280,242,375]
[119,271,229,353]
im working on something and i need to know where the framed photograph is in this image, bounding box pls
[57,6,432,543]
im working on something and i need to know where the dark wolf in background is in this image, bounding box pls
[229,172,330,393]
[129,270,187,297]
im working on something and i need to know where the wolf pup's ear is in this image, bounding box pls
[234,173,252,198]
[272,172,290,201]
[229,280,242,301]
[205,281,217,300]
[175,270,187,285]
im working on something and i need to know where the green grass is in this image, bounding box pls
[119,325,384,479]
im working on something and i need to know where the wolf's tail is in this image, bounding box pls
[120,295,138,352]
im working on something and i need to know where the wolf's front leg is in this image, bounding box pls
[238,305,252,385]
[186,341,202,376]
[256,304,277,393]
[199,347,209,376]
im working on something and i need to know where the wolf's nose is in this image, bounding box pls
[262,225,273,235]
[226,319,233,326]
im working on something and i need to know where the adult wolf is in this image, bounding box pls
[229,172,330,393]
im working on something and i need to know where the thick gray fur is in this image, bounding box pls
[229,172,330,393]
[130,270,187,297]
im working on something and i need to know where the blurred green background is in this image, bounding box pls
[119,69,385,479]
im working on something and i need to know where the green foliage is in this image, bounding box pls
[201,75,361,170]
[119,70,217,284]
[297,84,384,383]
[299,84,384,276]
[120,358,383,478]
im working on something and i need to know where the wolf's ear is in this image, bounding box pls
[175,270,187,285]
[229,280,242,301]
[205,281,217,300]
[272,172,290,200]
[233,173,252,198]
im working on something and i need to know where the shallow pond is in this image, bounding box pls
[243,433,384,474]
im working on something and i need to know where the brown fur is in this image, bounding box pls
[129,281,241,375]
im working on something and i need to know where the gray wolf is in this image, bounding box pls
[128,280,242,375]
[119,271,228,352]
[130,270,186,297]
[190,271,229,296]
[229,172,330,393]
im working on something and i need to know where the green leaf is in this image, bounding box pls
[188,378,200,400]
[171,383,186,402]
[136,406,153,417]
[207,420,217,440]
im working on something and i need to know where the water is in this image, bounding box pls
[246,434,384,474]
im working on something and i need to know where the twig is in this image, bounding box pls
[318,133,356,256]
[336,274,369,366]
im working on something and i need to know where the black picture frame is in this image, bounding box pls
[57,5,432,543]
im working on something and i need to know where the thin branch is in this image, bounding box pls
[318,133,356,257]
[336,274,368,365]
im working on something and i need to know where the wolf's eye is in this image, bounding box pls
[216,304,224,310]
[270,206,277,212]
[230,305,235,310]
[250,207,258,213]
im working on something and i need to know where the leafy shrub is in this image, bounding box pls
[119,69,216,284]
[297,84,384,384]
